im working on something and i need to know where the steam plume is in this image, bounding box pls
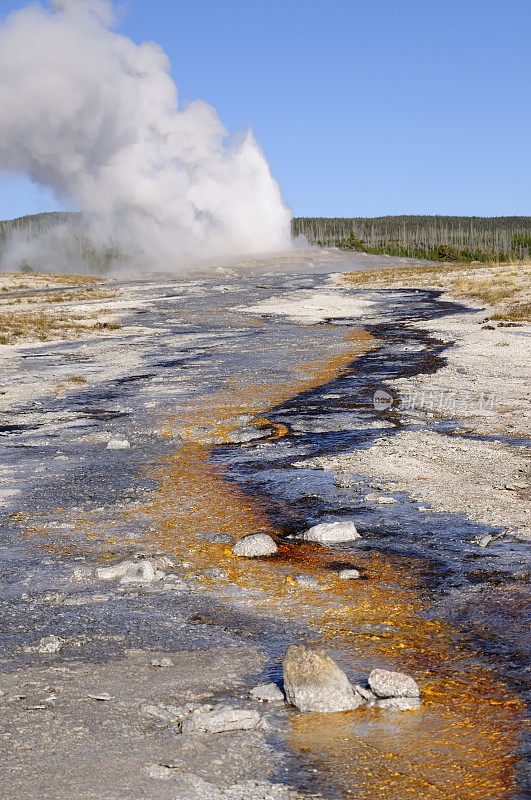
[0,0,291,271]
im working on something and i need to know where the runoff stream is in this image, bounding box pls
[0,265,529,799]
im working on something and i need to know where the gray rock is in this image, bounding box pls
[106,439,130,450]
[354,684,377,703]
[150,553,178,571]
[478,534,493,548]
[202,566,228,580]
[368,669,420,699]
[37,635,63,654]
[95,560,133,581]
[72,565,92,579]
[334,472,359,489]
[150,657,174,668]
[282,644,362,712]
[375,696,422,711]
[119,560,164,585]
[365,493,397,505]
[293,573,321,589]
[231,534,278,557]
[250,682,284,702]
[181,705,260,734]
[338,568,361,580]
[299,520,360,544]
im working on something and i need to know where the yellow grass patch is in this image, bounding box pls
[343,263,531,321]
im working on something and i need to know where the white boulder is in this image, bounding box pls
[299,521,360,544]
[231,534,278,557]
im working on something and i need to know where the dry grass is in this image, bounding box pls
[65,374,88,385]
[0,271,123,345]
[343,262,531,321]
[1,288,117,308]
[0,309,123,344]
[1,271,100,293]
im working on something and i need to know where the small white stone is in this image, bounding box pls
[293,573,321,589]
[95,561,132,581]
[338,568,361,580]
[37,635,63,654]
[354,684,377,703]
[73,566,92,579]
[250,683,284,702]
[231,533,278,557]
[368,669,420,699]
[119,561,162,585]
[299,521,360,544]
[106,439,130,450]
[150,657,174,668]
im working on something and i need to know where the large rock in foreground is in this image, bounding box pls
[282,644,362,712]
[231,534,278,557]
[299,521,360,545]
[368,669,420,698]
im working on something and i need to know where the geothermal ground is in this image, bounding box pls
[0,251,529,800]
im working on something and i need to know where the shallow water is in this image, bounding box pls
[0,266,529,797]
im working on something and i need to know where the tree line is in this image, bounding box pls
[2,212,530,267]
[292,215,531,262]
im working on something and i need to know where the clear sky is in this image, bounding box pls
[0,0,530,220]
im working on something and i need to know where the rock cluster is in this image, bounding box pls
[282,645,421,713]
[93,551,178,585]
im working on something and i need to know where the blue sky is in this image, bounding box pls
[0,0,530,220]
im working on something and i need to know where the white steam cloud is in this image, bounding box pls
[0,0,291,271]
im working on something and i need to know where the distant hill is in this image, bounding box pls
[292,215,531,262]
[0,212,121,273]
[0,211,78,244]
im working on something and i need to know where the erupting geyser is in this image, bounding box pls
[0,0,291,271]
